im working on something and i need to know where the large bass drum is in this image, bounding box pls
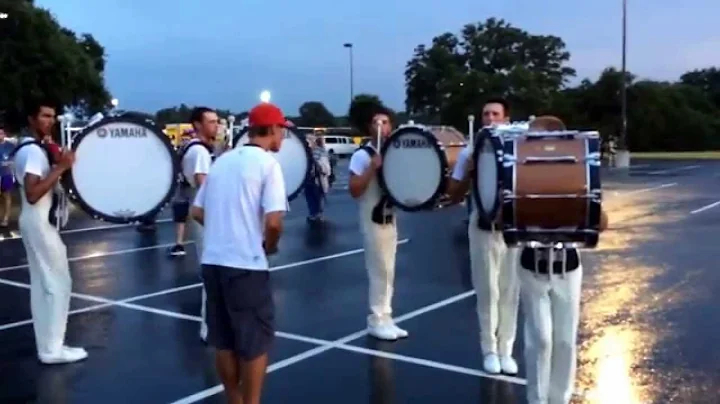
[64,116,179,223]
[499,128,603,247]
[377,124,449,211]
[233,127,313,202]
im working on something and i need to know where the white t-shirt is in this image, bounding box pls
[13,138,50,186]
[181,141,212,188]
[348,146,373,177]
[12,138,53,212]
[193,145,287,271]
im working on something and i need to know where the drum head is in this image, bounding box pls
[233,128,312,202]
[471,128,503,223]
[378,125,448,211]
[66,117,178,223]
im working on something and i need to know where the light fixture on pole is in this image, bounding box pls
[613,0,631,168]
[259,90,271,103]
[343,43,354,104]
[620,0,627,150]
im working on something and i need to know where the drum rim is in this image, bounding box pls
[64,116,180,224]
[232,127,312,202]
[378,125,449,212]
[471,127,503,225]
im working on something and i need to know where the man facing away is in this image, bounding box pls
[519,115,609,404]
[348,106,408,341]
[447,97,520,375]
[191,102,288,404]
[12,101,87,364]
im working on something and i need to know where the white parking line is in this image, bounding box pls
[611,182,677,197]
[690,200,720,215]
[0,240,412,331]
[0,218,174,241]
[646,165,700,175]
[169,290,480,404]
[0,241,193,273]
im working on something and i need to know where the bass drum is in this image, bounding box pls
[233,127,313,202]
[378,124,449,211]
[65,116,179,224]
[471,127,504,227]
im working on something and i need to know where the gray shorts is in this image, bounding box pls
[201,265,275,360]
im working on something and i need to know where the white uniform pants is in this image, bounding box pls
[19,216,72,357]
[467,214,519,356]
[362,221,398,327]
[189,219,207,327]
[520,265,582,404]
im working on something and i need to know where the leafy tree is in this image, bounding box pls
[0,0,111,130]
[297,101,336,127]
[680,67,720,109]
[405,18,576,128]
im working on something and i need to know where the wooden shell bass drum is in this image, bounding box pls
[500,129,603,247]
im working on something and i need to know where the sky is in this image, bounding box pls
[36,0,720,116]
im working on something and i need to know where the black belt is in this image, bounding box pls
[371,214,394,225]
[520,248,580,274]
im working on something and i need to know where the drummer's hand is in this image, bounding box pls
[370,155,382,170]
[57,150,76,171]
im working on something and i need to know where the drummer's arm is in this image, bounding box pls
[190,181,207,225]
[447,148,472,203]
[192,149,211,187]
[22,148,69,205]
[348,151,374,198]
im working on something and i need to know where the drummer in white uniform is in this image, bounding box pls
[12,101,87,364]
[348,103,408,341]
[447,97,520,375]
[519,116,608,404]
[169,107,219,342]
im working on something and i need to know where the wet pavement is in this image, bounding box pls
[0,160,719,403]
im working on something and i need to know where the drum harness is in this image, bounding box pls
[358,145,394,225]
[9,136,64,227]
[175,139,215,192]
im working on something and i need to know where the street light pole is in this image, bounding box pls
[620,0,628,150]
[343,43,354,104]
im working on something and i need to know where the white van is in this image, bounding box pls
[323,135,358,157]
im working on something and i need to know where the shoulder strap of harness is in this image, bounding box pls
[10,140,54,165]
[179,140,215,162]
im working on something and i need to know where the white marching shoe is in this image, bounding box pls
[39,346,88,365]
[368,323,399,341]
[390,323,408,339]
[483,353,502,374]
[499,355,518,375]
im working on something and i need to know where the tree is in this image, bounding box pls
[405,18,576,128]
[297,101,336,127]
[347,93,395,134]
[680,67,720,109]
[0,1,111,130]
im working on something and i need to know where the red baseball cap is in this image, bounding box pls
[248,103,288,128]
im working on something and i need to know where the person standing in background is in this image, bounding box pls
[0,126,16,227]
[304,136,331,222]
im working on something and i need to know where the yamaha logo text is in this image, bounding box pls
[99,127,148,138]
[393,138,431,148]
